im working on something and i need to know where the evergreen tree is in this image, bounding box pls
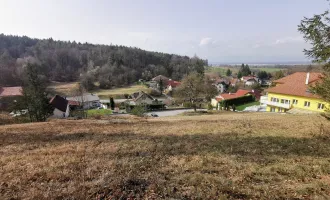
[257,71,268,79]
[21,63,52,122]
[158,78,164,92]
[299,6,330,116]
[237,71,243,79]
[226,68,232,76]
[239,63,251,76]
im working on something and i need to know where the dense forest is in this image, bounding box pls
[0,34,207,89]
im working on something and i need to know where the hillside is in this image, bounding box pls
[0,34,206,88]
[1,113,330,199]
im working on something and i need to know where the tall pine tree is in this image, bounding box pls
[21,63,52,122]
[298,5,330,116]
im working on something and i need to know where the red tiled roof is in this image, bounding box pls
[0,87,23,97]
[68,100,80,106]
[242,76,256,81]
[216,89,250,101]
[168,80,181,87]
[266,72,323,99]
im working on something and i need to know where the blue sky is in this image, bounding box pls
[0,0,328,63]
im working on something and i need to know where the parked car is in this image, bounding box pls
[150,113,159,117]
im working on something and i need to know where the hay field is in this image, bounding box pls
[0,113,330,199]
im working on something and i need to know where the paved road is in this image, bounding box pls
[146,109,206,117]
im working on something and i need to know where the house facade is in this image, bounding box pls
[241,76,258,86]
[66,93,100,109]
[265,72,328,113]
[49,95,70,118]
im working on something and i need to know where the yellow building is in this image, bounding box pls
[265,72,328,113]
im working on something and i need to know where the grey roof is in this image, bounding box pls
[131,91,154,101]
[50,95,68,112]
[152,75,170,82]
[66,93,100,103]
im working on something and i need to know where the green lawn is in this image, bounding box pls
[205,67,227,75]
[250,67,285,73]
[87,109,112,117]
[236,101,260,111]
[93,84,151,99]
[206,66,285,76]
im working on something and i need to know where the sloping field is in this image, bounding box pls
[0,113,330,199]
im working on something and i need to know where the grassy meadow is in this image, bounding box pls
[1,113,330,199]
[48,82,150,99]
[236,101,261,111]
[93,84,151,99]
[48,82,79,96]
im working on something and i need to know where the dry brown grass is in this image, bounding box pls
[48,82,79,96]
[0,113,330,199]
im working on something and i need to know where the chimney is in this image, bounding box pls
[305,72,310,85]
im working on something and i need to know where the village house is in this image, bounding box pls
[213,78,230,93]
[151,75,170,90]
[0,86,23,110]
[129,91,165,110]
[211,89,253,107]
[264,72,328,113]
[49,95,70,118]
[241,76,258,86]
[66,93,100,109]
[166,79,181,92]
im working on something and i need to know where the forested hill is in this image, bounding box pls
[0,34,206,88]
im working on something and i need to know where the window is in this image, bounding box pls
[271,98,279,103]
[304,101,310,107]
[281,99,284,104]
[293,99,298,105]
[318,103,325,110]
[285,100,290,104]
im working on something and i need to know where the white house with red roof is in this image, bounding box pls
[167,79,181,91]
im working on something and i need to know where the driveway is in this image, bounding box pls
[146,109,206,117]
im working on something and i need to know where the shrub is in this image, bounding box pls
[207,103,213,110]
[131,105,146,117]
[183,102,193,108]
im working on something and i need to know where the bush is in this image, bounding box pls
[223,95,254,107]
[207,103,213,110]
[183,102,193,108]
[131,105,146,117]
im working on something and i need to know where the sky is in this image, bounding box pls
[0,0,328,63]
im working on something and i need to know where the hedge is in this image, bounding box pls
[221,95,255,107]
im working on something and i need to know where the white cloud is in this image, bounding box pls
[199,37,213,46]
[273,36,304,45]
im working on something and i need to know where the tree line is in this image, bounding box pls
[0,34,207,89]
